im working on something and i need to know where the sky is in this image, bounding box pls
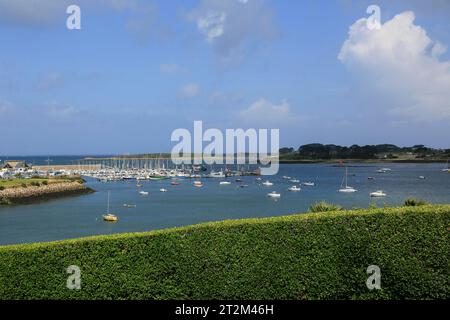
[0,0,449,155]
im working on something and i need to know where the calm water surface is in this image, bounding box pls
[1,163,449,245]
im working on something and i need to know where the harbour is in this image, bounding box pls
[0,161,448,245]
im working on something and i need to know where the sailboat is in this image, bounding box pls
[339,167,357,193]
[103,191,118,222]
[442,159,450,172]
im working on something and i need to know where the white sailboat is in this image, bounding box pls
[442,159,450,172]
[339,167,357,193]
[103,191,118,222]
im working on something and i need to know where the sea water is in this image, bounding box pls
[0,163,449,245]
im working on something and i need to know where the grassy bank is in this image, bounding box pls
[1,187,95,205]
[0,177,92,205]
[0,205,448,300]
[0,177,84,189]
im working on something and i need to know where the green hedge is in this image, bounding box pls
[0,205,449,300]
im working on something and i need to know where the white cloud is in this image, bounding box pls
[188,0,277,64]
[197,11,227,42]
[338,11,450,121]
[238,98,301,126]
[180,83,201,98]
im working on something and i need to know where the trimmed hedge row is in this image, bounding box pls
[0,205,449,300]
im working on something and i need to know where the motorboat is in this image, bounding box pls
[302,182,315,187]
[139,191,149,196]
[160,188,168,192]
[220,181,231,185]
[267,191,281,198]
[209,170,225,178]
[289,179,300,183]
[370,190,387,197]
[193,181,203,187]
[288,186,301,192]
[149,175,167,181]
[262,181,274,186]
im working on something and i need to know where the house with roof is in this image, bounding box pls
[2,160,30,170]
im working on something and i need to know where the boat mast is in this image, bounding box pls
[107,191,110,214]
[345,167,348,188]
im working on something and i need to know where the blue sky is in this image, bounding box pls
[0,0,449,155]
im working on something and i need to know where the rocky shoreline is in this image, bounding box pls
[0,182,94,205]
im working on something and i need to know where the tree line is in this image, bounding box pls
[279,144,450,160]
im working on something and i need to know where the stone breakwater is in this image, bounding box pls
[0,182,93,204]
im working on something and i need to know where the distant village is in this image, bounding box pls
[0,160,36,179]
[0,160,68,180]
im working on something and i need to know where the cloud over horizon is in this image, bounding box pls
[339,11,450,122]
